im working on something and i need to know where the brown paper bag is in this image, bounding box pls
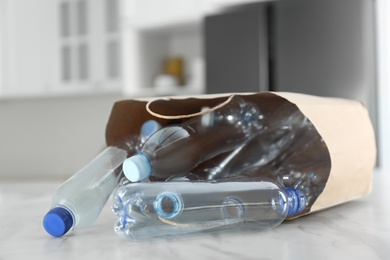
[105,92,376,217]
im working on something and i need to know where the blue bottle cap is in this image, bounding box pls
[43,207,74,237]
[140,120,162,140]
[295,189,306,214]
[285,188,307,216]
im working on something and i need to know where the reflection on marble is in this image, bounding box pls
[0,169,389,260]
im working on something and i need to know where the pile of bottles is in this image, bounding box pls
[43,96,330,240]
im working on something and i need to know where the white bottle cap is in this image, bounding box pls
[122,154,151,182]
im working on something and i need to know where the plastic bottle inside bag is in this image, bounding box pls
[193,125,295,180]
[122,96,263,182]
[189,108,330,210]
[192,110,312,180]
[112,176,306,240]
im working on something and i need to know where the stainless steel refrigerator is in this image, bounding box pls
[205,0,378,161]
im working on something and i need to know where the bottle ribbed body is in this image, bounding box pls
[112,178,305,240]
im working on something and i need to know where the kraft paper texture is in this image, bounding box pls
[105,92,377,216]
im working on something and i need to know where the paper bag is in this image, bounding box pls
[105,92,376,217]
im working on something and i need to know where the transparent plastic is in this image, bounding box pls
[122,97,263,182]
[191,109,330,208]
[112,97,331,241]
[194,125,295,180]
[43,120,162,237]
[193,110,308,180]
[112,177,306,240]
[140,119,162,144]
[43,146,127,237]
[121,119,162,155]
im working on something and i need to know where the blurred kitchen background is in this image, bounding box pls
[0,0,389,180]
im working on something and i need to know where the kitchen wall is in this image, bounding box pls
[377,0,390,170]
[0,93,124,180]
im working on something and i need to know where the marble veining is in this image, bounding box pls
[0,169,389,260]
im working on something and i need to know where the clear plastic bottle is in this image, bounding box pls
[193,110,313,180]
[43,120,162,237]
[192,111,329,207]
[121,119,163,154]
[194,125,296,180]
[112,177,306,240]
[229,126,330,209]
[122,97,262,182]
[43,146,127,237]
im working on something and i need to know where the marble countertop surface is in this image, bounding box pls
[0,169,389,260]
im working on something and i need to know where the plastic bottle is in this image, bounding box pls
[43,120,162,237]
[192,111,329,207]
[121,119,163,154]
[43,146,127,237]
[192,110,313,180]
[112,177,306,240]
[193,125,296,180]
[230,129,330,208]
[122,96,262,182]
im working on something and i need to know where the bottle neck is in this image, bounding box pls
[285,188,306,216]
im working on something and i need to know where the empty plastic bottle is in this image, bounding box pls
[43,120,162,237]
[121,119,163,154]
[122,96,263,182]
[43,146,127,237]
[193,125,296,180]
[192,112,330,207]
[193,110,313,180]
[235,135,330,209]
[112,177,306,240]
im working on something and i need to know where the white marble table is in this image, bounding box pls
[0,169,389,260]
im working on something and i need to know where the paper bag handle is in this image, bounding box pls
[145,95,235,120]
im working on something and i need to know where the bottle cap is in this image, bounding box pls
[123,154,151,182]
[43,207,74,237]
[285,188,307,216]
[140,120,162,141]
[295,189,306,213]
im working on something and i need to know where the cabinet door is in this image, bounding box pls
[0,0,58,97]
[131,0,204,28]
[57,0,122,93]
[0,0,122,97]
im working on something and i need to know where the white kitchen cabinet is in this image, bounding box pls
[128,0,205,29]
[0,0,58,97]
[119,0,211,97]
[0,0,254,98]
[0,0,123,98]
[0,0,261,98]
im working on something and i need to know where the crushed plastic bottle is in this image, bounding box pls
[122,96,263,182]
[112,177,306,240]
[192,110,312,180]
